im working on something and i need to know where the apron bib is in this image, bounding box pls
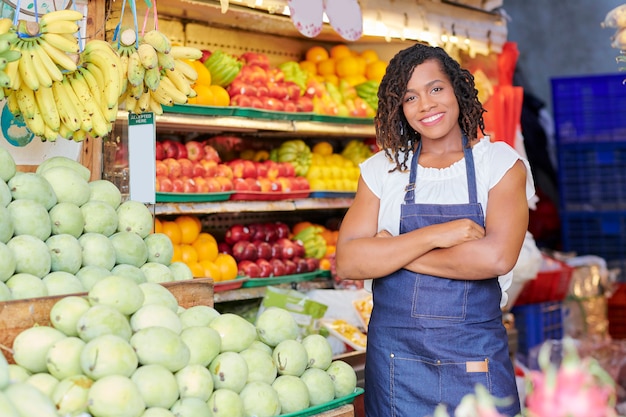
[364,137,520,417]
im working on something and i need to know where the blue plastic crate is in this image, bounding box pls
[561,211,626,280]
[552,74,626,144]
[511,301,564,356]
[558,142,626,211]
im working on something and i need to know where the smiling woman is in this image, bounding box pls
[335,43,535,417]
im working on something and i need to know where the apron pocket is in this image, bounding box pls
[390,355,491,417]
[411,274,469,320]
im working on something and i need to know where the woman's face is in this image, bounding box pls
[401,59,460,142]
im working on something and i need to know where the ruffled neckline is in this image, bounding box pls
[415,138,489,180]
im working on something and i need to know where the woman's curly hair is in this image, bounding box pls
[375,43,486,172]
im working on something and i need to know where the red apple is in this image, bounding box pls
[157,175,173,192]
[240,52,271,70]
[200,160,218,177]
[268,258,286,277]
[245,177,261,192]
[274,222,290,240]
[250,96,264,109]
[202,144,221,163]
[262,160,280,180]
[293,176,310,191]
[155,141,165,160]
[238,260,261,278]
[185,140,205,161]
[228,81,258,98]
[285,81,301,101]
[255,258,273,278]
[282,258,297,275]
[281,162,296,177]
[191,162,206,177]
[164,158,182,179]
[215,176,234,192]
[283,100,297,113]
[194,176,209,193]
[262,222,277,242]
[256,161,268,178]
[175,141,187,159]
[276,177,293,192]
[296,96,314,112]
[269,84,289,101]
[218,242,232,255]
[232,241,258,262]
[306,257,320,272]
[271,241,283,259]
[229,159,257,179]
[255,241,273,260]
[225,224,252,245]
[216,163,233,179]
[293,256,309,274]
[183,177,197,193]
[200,49,212,63]
[233,178,250,192]
[206,177,221,192]
[155,160,169,177]
[275,238,295,259]
[238,65,268,84]
[172,178,184,192]
[256,85,270,98]
[230,94,253,108]
[178,158,194,177]
[292,240,306,258]
[161,139,180,159]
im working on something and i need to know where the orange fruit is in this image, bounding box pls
[196,232,217,244]
[191,60,212,86]
[214,253,238,281]
[199,259,222,281]
[319,258,331,271]
[335,56,362,78]
[317,58,336,76]
[312,141,333,156]
[323,74,339,86]
[305,46,329,63]
[299,60,317,76]
[330,44,352,60]
[193,238,218,262]
[180,244,198,264]
[360,49,380,65]
[208,85,230,107]
[175,215,201,244]
[366,60,388,82]
[171,244,183,263]
[193,84,217,106]
[188,261,205,278]
[343,74,368,87]
[161,221,182,245]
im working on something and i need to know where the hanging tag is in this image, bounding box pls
[128,112,156,204]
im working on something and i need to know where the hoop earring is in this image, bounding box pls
[399,122,404,135]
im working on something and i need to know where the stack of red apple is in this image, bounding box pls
[220,222,321,279]
[227,158,310,196]
[227,52,314,113]
[155,138,235,193]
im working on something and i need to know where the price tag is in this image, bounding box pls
[128,112,156,204]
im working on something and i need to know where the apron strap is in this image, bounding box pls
[404,135,478,204]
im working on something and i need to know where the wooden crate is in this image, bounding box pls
[317,404,355,417]
[0,279,214,363]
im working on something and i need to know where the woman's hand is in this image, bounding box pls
[425,218,485,248]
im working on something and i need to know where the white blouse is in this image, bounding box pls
[359,137,536,306]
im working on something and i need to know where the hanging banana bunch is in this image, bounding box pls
[0,18,22,99]
[115,28,202,115]
[3,9,84,141]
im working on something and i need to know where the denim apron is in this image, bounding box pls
[364,137,520,417]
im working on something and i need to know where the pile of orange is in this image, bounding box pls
[158,215,238,282]
[301,45,388,86]
[185,60,231,107]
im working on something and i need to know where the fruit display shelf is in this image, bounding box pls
[241,270,328,288]
[282,389,363,417]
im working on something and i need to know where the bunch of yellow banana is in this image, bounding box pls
[2,9,88,141]
[0,18,21,99]
[116,28,202,115]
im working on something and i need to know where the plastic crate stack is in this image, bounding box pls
[510,257,574,359]
[552,74,626,277]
